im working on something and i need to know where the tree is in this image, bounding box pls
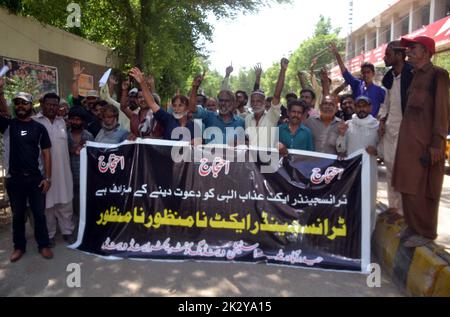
[0,0,291,100]
[260,15,344,98]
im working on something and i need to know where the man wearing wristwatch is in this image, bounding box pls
[33,92,75,247]
[0,81,54,262]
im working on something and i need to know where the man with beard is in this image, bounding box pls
[330,43,385,117]
[33,93,75,246]
[0,89,53,262]
[392,36,449,247]
[278,99,314,155]
[245,58,287,149]
[305,95,341,154]
[120,80,161,139]
[190,84,245,146]
[95,104,130,144]
[71,61,101,137]
[335,94,355,121]
[67,107,93,221]
[378,41,413,223]
[129,67,199,144]
[336,96,379,232]
[235,90,249,118]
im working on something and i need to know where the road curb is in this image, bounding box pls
[373,204,450,297]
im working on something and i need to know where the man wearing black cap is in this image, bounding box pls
[0,87,53,262]
[393,36,450,248]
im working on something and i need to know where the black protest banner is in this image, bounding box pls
[72,140,371,272]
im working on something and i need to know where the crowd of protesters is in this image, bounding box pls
[0,35,448,263]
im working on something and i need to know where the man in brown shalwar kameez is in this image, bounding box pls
[392,36,450,248]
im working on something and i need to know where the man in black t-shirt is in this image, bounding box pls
[0,88,54,262]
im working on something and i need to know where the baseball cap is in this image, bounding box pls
[128,88,138,96]
[13,92,33,103]
[86,90,99,98]
[355,96,372,105]
[400,36,436,56]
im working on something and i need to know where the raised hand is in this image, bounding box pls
[319,67,329,81]
[310,57,318,70]
[192,73,204,88]
[129,67,145,85]
[297,70,307,79]
[329,42,339,55]
[72,61,85,79]
[225,65,233,77]
[281,58,289,70]
[254,63,263,77]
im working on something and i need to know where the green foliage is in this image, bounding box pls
[434,50,450,72]
[259,16,344,98]
[2,75,41,116]
[0,0,291,100]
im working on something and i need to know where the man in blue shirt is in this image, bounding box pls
[189,76,245,145]
[330,43,386,117]
[278,100,314,155]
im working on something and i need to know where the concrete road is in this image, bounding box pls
[0,223,403,297]
[6,164,445,297]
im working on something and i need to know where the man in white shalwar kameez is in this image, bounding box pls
[34,93,74,245]
[379,41,414,222]
[336,96,379,232]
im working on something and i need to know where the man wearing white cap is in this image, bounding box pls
[336,96,379,232]
[0,86,53,262]
[392,36,450,247]
[245,58,287,149]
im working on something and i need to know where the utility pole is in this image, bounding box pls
[346,0,354,60]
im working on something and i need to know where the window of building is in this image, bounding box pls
[381,25,390,45]
[401,15,409,36]
[370,32,376,49]
[421,4,430,26]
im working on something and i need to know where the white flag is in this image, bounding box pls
[99,68,112,88]
[0,65,9,78]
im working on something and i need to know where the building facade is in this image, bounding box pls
[331,0,450,79]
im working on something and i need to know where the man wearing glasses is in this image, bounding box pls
[190,78,245,145]
[0,84,53,262]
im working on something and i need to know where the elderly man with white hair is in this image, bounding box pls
[245,58,288,149]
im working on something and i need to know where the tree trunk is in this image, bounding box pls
[134,0,151,68]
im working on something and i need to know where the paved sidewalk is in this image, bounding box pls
[376,165,450,251]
